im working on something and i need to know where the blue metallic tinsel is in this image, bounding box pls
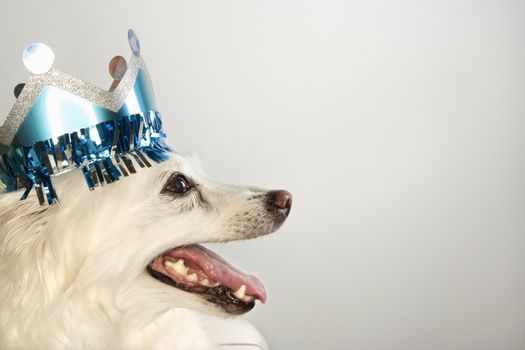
[0,110,169,204]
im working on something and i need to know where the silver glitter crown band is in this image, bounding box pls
[0,29,170,204]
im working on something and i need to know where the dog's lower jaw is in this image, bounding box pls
[147,265,255,315]
[145,243,269,316]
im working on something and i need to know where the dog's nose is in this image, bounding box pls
[267,190,292,213]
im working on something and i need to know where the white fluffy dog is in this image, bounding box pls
[0,152,292,349]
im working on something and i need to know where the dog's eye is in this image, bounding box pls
[165,174,191,194]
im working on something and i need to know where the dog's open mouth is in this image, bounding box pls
[147,244,266,315]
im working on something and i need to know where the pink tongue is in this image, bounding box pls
[166,244,267,303]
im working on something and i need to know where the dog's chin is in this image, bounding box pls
[146,243,266,315]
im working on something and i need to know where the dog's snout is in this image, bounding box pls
[266,190,292,213]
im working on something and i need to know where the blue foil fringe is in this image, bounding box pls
[0,110,170,204]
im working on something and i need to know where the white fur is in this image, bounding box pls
[0,153,276,349]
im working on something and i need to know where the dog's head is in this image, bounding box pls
[145,153,292,315]
[66,152,291,318]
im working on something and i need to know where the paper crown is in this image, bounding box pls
[0,29,170,205]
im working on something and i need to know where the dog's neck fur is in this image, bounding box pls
[1,171,120,347]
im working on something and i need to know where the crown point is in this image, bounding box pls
[109,56,128,81]
[127,29,140,56]
[22,43,55,75]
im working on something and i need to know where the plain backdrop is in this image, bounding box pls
[1,1,524,349]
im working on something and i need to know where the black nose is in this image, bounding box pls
[266,190,292,214]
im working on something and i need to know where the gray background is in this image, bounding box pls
[1,1,524,349]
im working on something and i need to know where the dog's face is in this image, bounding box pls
[145,154,291,314]
[81,152,292,317]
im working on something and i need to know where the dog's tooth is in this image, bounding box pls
[241,295,254,303]
[200,279,210,286]
[165,259,189,276]
[173,259,189,275]
[164,260,177,270]
[233,285,246,299]
[187,273,198,282]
